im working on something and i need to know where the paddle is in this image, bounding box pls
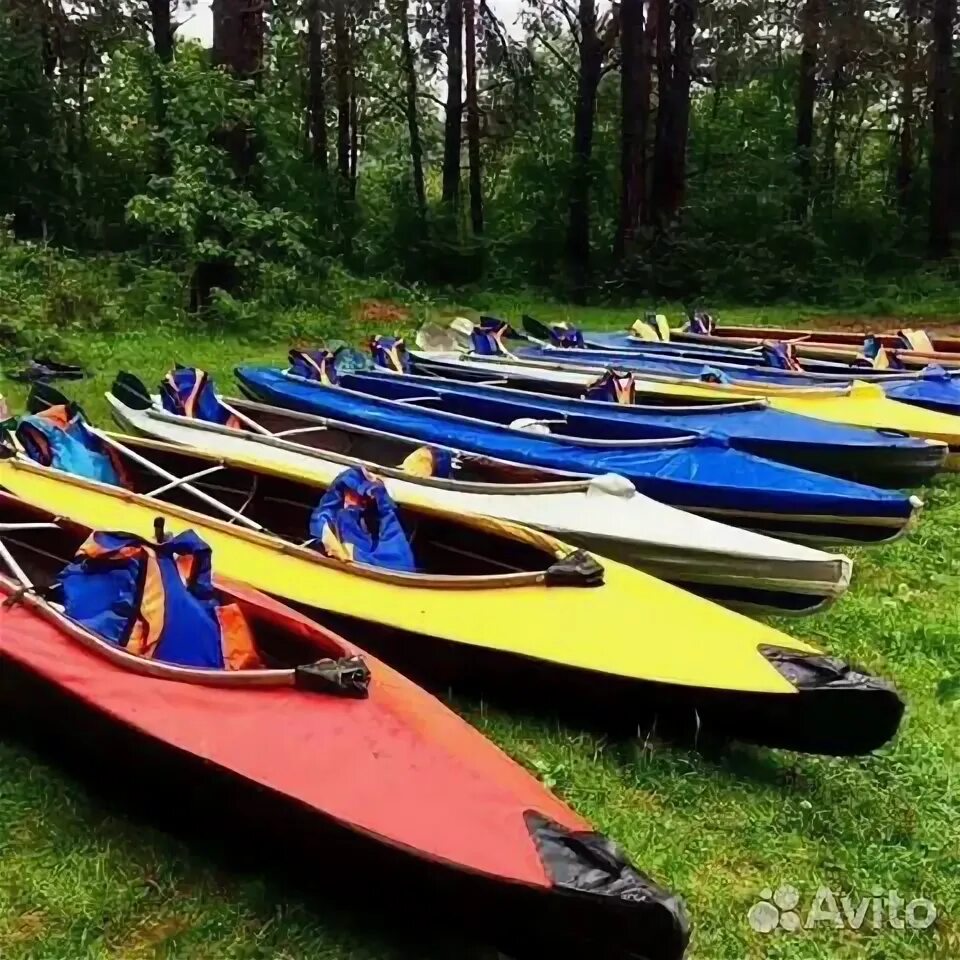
[111,371,154,411]
[27,381,78,416]
[522,314,554,343]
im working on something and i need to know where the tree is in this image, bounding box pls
[464,0,483,233]
[147,0,175,174]
[614,0,649,258]
[306,0,328,170]
[192,0,266,306]
[929,0,954,256]
[442,0,464,207]
[395,0,426,226]
[564,0,617,299]
[794,0,822,221]
[649,0,699,227]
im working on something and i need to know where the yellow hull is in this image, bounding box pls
[0,457,810,696]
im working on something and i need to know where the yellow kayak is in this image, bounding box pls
[0,434,903,754]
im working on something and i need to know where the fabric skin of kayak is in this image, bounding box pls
[512,343,960,414]
[359,366,938,467]
[235,366,914,522]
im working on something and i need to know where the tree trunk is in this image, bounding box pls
[649,0,673,228]
[821,60,842,191]
[396,0,426,226]
[614,0,647,259]
[795,0,822,221]
[895,0,918,210]
[349,67,359,200]
[670,0,697,213]
[566,0,603,300]
[333,0,350,182]
[148,1,174,175]
[194,0,265,309]
[306,0,327,170]
[442,0,463,207]
[929,0,954,257]
[464,0,483,234]
[950,44,960,227]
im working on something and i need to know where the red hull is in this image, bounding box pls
[0,495,689,959]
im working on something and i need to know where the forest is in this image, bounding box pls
[2,0,960,320]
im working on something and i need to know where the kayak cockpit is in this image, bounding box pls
[5,404,601,587]
[111,371,587,490]
[0,493,371,694]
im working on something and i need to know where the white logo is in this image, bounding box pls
[748,885,937,933]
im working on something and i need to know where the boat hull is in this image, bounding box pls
[415,351,960,465]
[395,361,946,487]
[108,394,852,615]
[235,366,919,547]
[0,458,904,754]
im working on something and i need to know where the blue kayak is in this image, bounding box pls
[504,343,960,417]
[368,363,945,487]
[235,365,920,545]
[521,315,960,389]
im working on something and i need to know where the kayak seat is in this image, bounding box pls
[309,466,417,573]
[399,446,454,479]
[160,366,244,429]
[52,528,263,670]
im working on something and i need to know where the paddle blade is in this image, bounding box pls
[111,371,154,410]
[522,314,554,342]
[27,381,71,415]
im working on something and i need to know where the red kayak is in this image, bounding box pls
[0,492,689,960]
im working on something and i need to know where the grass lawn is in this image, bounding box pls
[1,299,959,959]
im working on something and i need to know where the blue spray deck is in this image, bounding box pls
[366,366,944,487]
[236,365,918,544]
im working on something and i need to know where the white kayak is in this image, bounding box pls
[106,383,852,616]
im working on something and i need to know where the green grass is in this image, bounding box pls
[1,299,959,959]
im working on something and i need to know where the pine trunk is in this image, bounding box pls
[442,0,464,207]
[194,0,265,308]
[929,0,954,256]
[307,0,328,171]
[649,0,673,228]
[670,0,697,214]
[396,0,426,224]
[566,0,602,299]
[614,0,647,259]
[795,0,822,221]
[895,0,918,209]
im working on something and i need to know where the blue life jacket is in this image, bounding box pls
[55,529,262,669]
[686,312,715,335]
[370,336,412,373]
[583,370,637,404]
[309,466,416,572]
[16,406,127,486]
[546,324,585,348]
[470,320,515,356]
[760,341,802,371]
[289,349,338,384]
[160,366,242,427]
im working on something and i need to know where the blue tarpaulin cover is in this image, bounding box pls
[235,365,915,521]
